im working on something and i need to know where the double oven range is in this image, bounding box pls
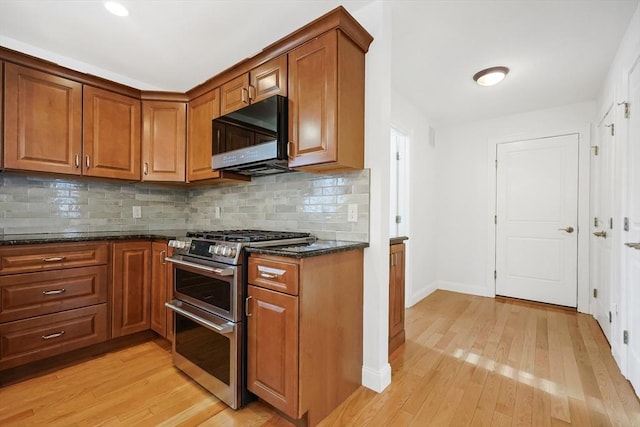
[164,230,313,409]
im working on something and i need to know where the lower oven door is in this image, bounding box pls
[166,299,241,409]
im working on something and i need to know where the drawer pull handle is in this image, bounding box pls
[245,296,253,317]
[43,257,66,262]
[42,331,65,340]
[42,288,66,295]
[257,266,286,280]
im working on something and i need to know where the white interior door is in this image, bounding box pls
[496,134,579,307]
[624,56,640,395]
[592,118,614,342]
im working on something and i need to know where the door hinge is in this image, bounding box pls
[623,330,629,345]
[494,215,497,224]
[593,288,598,298]
[494,270,497,280]
[592,146,599,156]
[609,311,612,323]
[624,217,629,232]
[609,217,613,230]
[495,159,498,168]
[605,123,615,136]
[618,101,630,119]
[594,217,599,227]
[395,215,402,224]
[396,152,400,161]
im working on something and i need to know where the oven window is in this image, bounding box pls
[175,313,231,385]
[175,268,231,312]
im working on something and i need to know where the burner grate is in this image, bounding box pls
[186,229,311,242]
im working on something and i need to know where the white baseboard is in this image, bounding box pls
[407,281,438,307]
[436,280,491,298]
[361,363,391,392]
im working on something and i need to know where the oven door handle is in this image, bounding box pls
[164,256,235,276]
[165,300,234,334]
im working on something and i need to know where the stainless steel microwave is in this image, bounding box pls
[211,95,290,176]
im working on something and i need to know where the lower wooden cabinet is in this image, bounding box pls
[0,303,108,370]
[112,241,151,337]
[150,242,174,340]
[246,249,363,426]
[389,242,406,355]
[0,265,107,323]
[247,284,299,416]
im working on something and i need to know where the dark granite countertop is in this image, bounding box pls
[0,230,188,246]
[390,236,409,245]
[245,240,368,258]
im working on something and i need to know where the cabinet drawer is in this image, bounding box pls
[0,304,108,370]
[0,266,108,323]
[248,257,299,295]
[0,242,109,275]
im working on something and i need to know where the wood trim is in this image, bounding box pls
[140,91,189,102]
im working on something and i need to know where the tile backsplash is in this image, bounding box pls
[0,170,370,241]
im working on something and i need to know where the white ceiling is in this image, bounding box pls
[0,0,637,126]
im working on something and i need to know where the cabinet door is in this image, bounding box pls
[112,241,150,337]
[4,63,82,175]
[287,31,338,168]
[389,243,405,354]
[220,73,250,116]
[150,242,168,338]
[247,285,299,418]
[83,86,141,180]
[250,55,287,103]
[187,88,223,181]
[142,101,186,182]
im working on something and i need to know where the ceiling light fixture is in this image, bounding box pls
[473,66,509,87]
[104,1,129,17]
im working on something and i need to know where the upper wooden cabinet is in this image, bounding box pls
[187,88,221,182]
[3,63,82,175]
[142,101,186,182]
[288,30,366,171]
[220,55,287,116]
[83,86,141,180]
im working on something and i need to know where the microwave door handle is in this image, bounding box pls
[165,300,234,334]
[164,257,234,276]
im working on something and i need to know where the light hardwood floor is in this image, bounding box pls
[1,290,638,426]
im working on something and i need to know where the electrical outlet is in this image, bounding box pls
[214,206,221,219]
[132,206,142,219]
[347,204,358,222]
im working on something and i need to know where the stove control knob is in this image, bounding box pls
[208,245,215,255]
[221,246,232,257]
[228,248,237,258]
[169,240,189,249]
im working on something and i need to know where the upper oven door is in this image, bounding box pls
[166,255,241,322]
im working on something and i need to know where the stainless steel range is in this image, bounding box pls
[164,230,313,409]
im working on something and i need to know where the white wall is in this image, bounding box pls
[353,0,393,393]
[435,101,596,296]
[391,89,438,305]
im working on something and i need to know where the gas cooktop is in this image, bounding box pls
[186,229,311,243]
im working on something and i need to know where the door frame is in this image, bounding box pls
[486,124,591,313]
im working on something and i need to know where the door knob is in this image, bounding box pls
[593,231,607,238]
[624,242,640,250]
[558,226,574,233]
